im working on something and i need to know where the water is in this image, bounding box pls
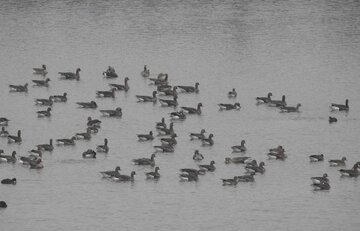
[1,0,360,230]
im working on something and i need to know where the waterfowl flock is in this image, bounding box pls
[0,63,358,209]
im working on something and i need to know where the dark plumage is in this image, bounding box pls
[137,131,154,141]
[181,103,203,115]
[7,130,21,143]
[1,178,16,185]
[199,160,216,172]
[330,99,349,111]
[96,138,109,153]
[177,82,199,93]
[59,68,81,80]
[9,83,28,92]
[256,92,272,104]
[36,107,51,117]
[201,134,214,146]
[32,78,50,87]
[100,107,122,117]
[136,91,157,102]
[132,153,156,166]
[82,149,96,158]
[309,154,324,162]
[96,88,115,98]
[52,93,67,102]
[190,129,206,140]
[109,77,130,91]
[218,103,241,110]
[36,139,54,152]
[159,95,178,107]
[76,101,97,109]
[145,167,160,179]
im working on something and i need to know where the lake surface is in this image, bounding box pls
[1,0,360,230]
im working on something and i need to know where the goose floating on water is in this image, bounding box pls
[330,99,349,111]
[256,92,272,104]
[96,138,109,153]
[228,88,237,98]
[59,68,81,80]
[100,107,122,117]
[218,103,241,110]
[33,64,47,75]
[9,83,28,92]
[109,77,129,91]
[76,101,97,109]
[32,78,50,87]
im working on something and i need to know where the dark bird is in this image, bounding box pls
[177,82,199,93]
[169,110,186,120]
[82,149,96,158]
[75,128,91,140]
[87,117,101,128]
[280,103,301,113]
[0,151,17,163]
[245,162,265,174]
[7,130,21,143]
[36,139,54,152]
[0,117,10,126]
[51,93,67,102]
[1,178,16,185]
[222,177,238,185]
[268,95,286,107]
[192,150,204,161]
[96,88,115,98]
[330,99,349,111]
[190,129,206,140]
[329,116,338,123]
[133,153,156,166]
[141,65,150,77]
[32,78,50,87]
[145,167,160,179]
[159,95,178,107]
[109,77,129,91]
[100,107,122,117]
[256,92,272,104]
[154,144,175,153]
[33,64,48,75]
[199,160,216,172]
[160,134,177,146]
[329,157,346,166]
[228,88,237,98]
[136,91,157,102]
[311,173,329,185]
[137,131,154,141]
[224,157,251,164]
[9,83,28,92]
[36,107,51,117]
[56,136,76,145]
[76,101,97,109]
[158,122,174,136]
[112,171,136,181]
[59,68,81,80]
[35,97,53,106]
[96,138,109,153]
[0,127,9,137]
[201,134,214,146]
[231,140,247,152]
[181,103,203,115]
[218,103,241,110]
[100,166,121,178]
[309,154,324,162]
[339,163,359,177]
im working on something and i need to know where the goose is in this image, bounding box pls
[199,160,216,172]
[280,103,301,113]
[159,86,178,97]
[87,117,101,128]
[0,127,9,137]
[179,168,206,176]
[218,103,241,110]
[169,110,186,120]
[153,144,175,152]
[96,138,109,153]
[0,151,17,163]
[201,134,214,146]
[51,93,67,102]
[268,95,286,107]
[56,136,76,145]
[311,173,329,185]
[159,95,178,107]
[109,77,129,91]
[82,149,96,158]
[181,103,203,115]
[312,181,330,190]
[339,163,359,177]
[267,151,287,160]
[224,156,251,164]
[329,116,338,123]
[231,140,247,152]
[245,162,265,174]
[236,172,255,182]
[88,125,99,134]
[155,118,166,129]
[329,157,346,166]
[76,101,97,109]
[100,107,122,117]
[32,78,50,87]
[222,177,238,185]
[33,64,48,75]
[100,166,121,178]
[19,152,39,165]
[0,201,7,208]
[112,171,136,181]
[157,84,172,93]
[330,99,349,111]
[179,171,199,181]
[59,68,81,80]
[37,107,51,117]
[35,97,53,106]
[177,82,199,93]
[149,74,168,85]
[132,153,156,166]
[36,139,54,151]
[30,159,44,169]
[1,178,16,185]
[309,154,324,162]
[75,128,91,140]
[0,117,10,126]
[190,129,206,140]
[28,148,42,157]
[96,88,115,98]
[103,66,118,78]
[158,122,174,136]
[228,88,237,97]
[7,130,21,143]
[192,150,204,161]
[141,65,150,77]
[9,83,28,92]
[145,167,160,179]
[269,145,285,154]
[256,92,272,104]
[137,131,154,141]
[160,133,177,146]
[136,91,157,102]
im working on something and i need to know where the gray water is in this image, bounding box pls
[1,0,360,230]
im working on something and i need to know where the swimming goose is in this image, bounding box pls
[169,110,186,120]
[149,74,168,85]
[36,139,54,151]
[0,127,9,137]
[100,107,122,117]
[231,140,247,152]
[222,177,238,185]
[153,144,175,152]
[51,93,67,102]
[309,154,324,162]
[339,163,359,177]
[32,78,50,87]
[177,82,200,93]
[329,157,346,166]
[267,151,287,160]
[0,117,10,126]
[137,131,154,141]
[0,151,17,163]
[1,178,16,185]
[159,95,178,107]
[312,181,330,190]
[155,118,166,129]
[19,152,39,165]
[157,84,172,93]
[218,103,241,110]
[82,149,96,158]
[96,88,115,98]
[112,171,136,181]
[181,103,203,115]
[141,65,150,77]
[224,156,251,164]
[36,107,51,117]
[179,172,199,181]
[179,168,206,176]
[75,128,91,140]
[199,160,216,172]
[228,88,237,97]
[33,64,48,75]
[201,134,214,146]
[190,129,206,140]
[103,66,118,78]
[56,136,76,145]
[192,150,204,161]
[236,172,255,182]
[76,101,97,109]
[159,86,178,97]
[160,133,177,146]
[145,167,160,179]
[269,145,285,154]
[100,166,121,178]
[9,83,28,92]
[158,122,174,135]
[268,95,286,107]
[7,130,21,143]
[59,68,81,80]
[280,103,301,113]
[311,173,329,185]
[0,201,7,208]
[136,91,157,102]
[245,162,265,174]
[132,153,156,166]
[96,138,109,153]
[256,92,272,104]
[109,77,130,91]
[87,117,101,128]
[35,97,53,106]
[328,116,337,123]
[330,99,349,111]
